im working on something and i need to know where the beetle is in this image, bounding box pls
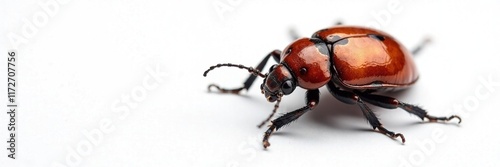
[203,25,461,149]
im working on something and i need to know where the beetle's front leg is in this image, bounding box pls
[263,89,319,149]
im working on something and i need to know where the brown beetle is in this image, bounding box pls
[204,25,461,149]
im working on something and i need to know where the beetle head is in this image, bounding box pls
[260,64,297,102]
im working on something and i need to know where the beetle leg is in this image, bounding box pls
[207,84,244,94]
[411,37,432,55]
[288,28,300,41]
[326,81,406,143]
[356,92,462,124]
[207,50,281,94]
[262,89,319,149]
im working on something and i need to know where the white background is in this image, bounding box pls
[1,0,500,166]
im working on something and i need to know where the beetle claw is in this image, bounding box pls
[377,126,405,143]
[207,84,244,94]
[393,133,406,143]
[448,115,462,124]
[425,115,462,124]
[263,141,271,149]
[262,125,276,149]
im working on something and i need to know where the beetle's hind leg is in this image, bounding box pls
[326,81,406,143]
[411,37,432,55]
[207,50,281,94]
[288,28,300,41]
[356,91,462,123]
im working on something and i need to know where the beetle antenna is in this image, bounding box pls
[203,63,266,78]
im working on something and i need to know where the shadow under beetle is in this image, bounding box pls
[203,24,461,149]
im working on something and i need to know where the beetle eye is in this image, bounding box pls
[268,64,278,72]
[281,80,295,95]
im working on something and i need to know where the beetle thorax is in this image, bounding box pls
[281,38,332,90]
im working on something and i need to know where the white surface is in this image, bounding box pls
[1,0,500,166]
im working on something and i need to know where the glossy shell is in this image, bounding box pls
[281,38,331,90]
[312,26,419,89]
